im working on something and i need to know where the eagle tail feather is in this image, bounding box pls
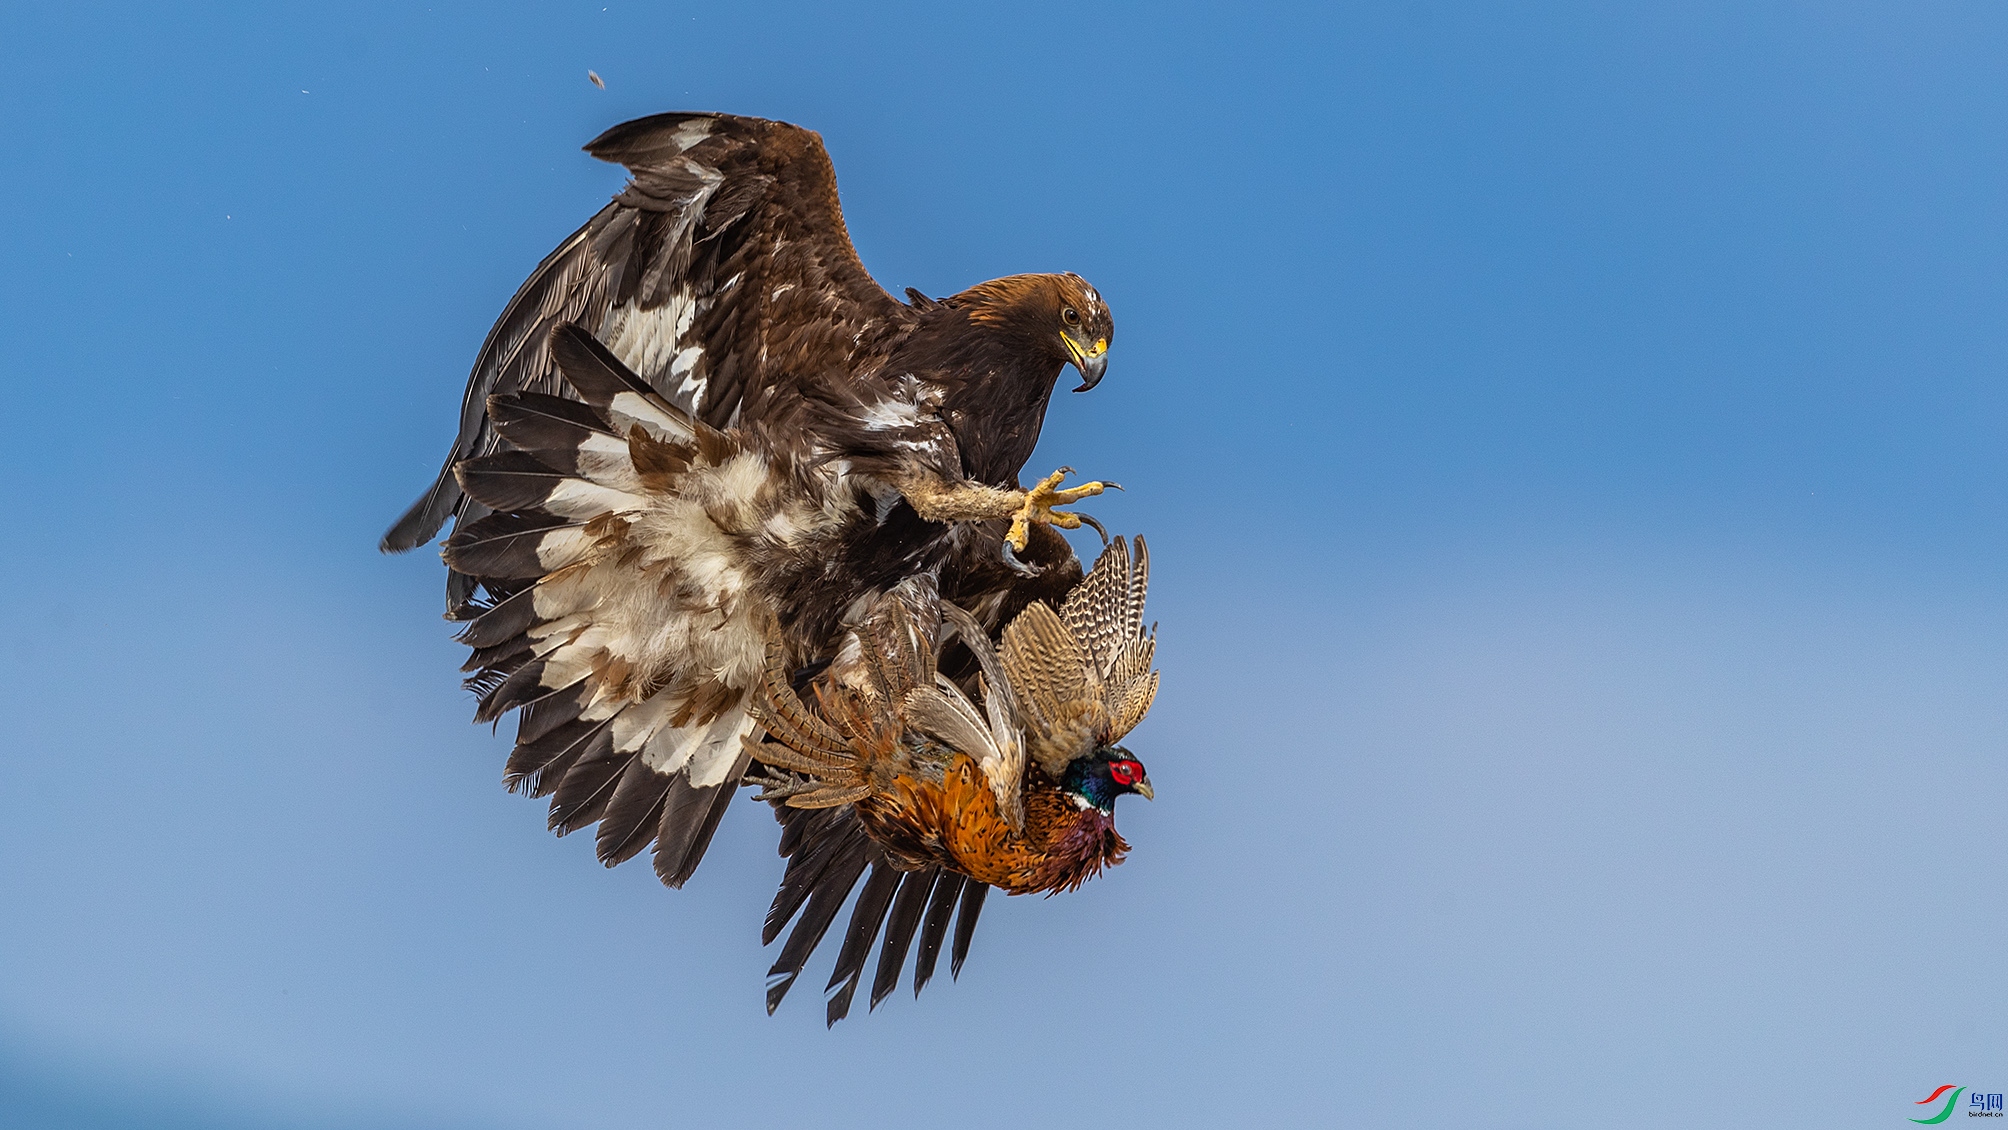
[763,833,872,1015]
[911,871,967,997]
[869,866,939,1011]
[823,859,902,1027]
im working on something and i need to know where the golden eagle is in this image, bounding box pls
[381,114,1123,913]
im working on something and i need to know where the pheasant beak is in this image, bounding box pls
[1133,776,1154,801]
[1064,334,1109,392]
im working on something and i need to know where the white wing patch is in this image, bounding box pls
[669,347,706,410]
[604,391,695,444]
[860,398,920,431]
[603,293,705,414]
[539,480,646,520]
[669,117,715,150]
[647,709,756,785]
[533,527,599,571]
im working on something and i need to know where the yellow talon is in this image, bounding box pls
[1005,467,1115,551]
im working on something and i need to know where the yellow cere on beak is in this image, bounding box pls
[1064,335,1111,391]
[1063,336,1108,364]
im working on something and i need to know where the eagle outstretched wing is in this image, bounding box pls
[447,325,859,886]
[385,113,914,612]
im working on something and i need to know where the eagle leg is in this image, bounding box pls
[1004,467,1121,553]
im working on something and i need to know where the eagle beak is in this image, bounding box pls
[1133,776,1154,801]
[1065,336,1109,392]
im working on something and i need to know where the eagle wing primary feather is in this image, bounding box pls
[385,113,916,617]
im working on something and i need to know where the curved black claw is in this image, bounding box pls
[1077,513,1111,547]
[999,536,1042,578]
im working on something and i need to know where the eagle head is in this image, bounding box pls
[1049,273,1114,391]
[950,272,1115,391]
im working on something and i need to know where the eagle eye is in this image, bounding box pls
[1061,306,1081,327]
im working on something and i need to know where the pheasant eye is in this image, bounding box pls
[1109,760,1138,786]
[1062,306,1080,326]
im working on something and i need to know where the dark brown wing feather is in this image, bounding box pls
[383,113,915,613]
[759,793,998,1024]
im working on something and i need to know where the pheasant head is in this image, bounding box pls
[1058,745,1154,813]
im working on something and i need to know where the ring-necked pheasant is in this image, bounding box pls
[746,537,1158,1023]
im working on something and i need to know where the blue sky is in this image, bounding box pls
[3,2,2006,1127]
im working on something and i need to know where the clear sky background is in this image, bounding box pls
[3,2,2005,1127]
